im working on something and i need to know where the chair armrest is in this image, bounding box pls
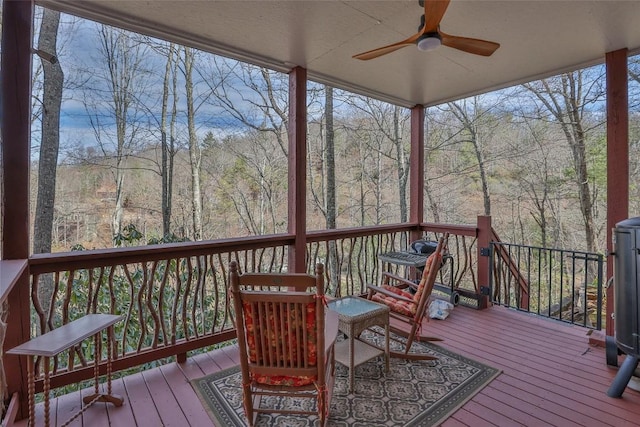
[382,272,416,290]
[367,284,415,304]
[324,310,339,354]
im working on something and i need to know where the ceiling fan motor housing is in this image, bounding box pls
[417,32,442,51]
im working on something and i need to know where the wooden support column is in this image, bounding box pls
[287,67,307,273]
[606,48,629,337]
[476,215,492,309]
[409,105,425,243]
[2,0,35,419]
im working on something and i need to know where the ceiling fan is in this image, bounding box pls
[353,0,500,60]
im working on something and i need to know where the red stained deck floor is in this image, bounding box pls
[13,305,640,426]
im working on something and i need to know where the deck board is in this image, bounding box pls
[413,304,640,425]
[53,386,82,427]
[122,371,164,427]
[480,383,583,427]
[103,379,137,426]
[449,407,497,426]
[79,386,110,427]
[159,362,213,426]
[472,390,554,426]
[13,304,640,426]
[141,367,190,427]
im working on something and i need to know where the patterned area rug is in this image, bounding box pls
[192,330,500,427]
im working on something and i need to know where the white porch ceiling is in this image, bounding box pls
[39,0,640,108]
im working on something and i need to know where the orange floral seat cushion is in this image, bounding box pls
[412,252,442,306]
[371,290,415,316]
[242,301,319,386]
[371,251,442,317]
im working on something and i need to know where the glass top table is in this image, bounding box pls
[328,296,387,317]
[327,296,390,393]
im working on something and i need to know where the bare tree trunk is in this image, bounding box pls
[324,87,338,291]
[113,161,125,237]
[169,50,178,235]
[183,46,203,240]
[325,87,336,230]
[359,149,366,226]
[375,148,382,223]
[424,111,441,223]
[161,43,175,237]
[449,98,491,215]
[518,124,556,248]
[33,8,62,314]
[393,106,409,223]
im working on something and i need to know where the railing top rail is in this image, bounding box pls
[29,234,295,274]
[305,222,478,243]
[491,241,604,258]
[421,222,477,237]
[305,223,418,242]
[28,222,481,274]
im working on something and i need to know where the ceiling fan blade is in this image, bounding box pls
[353,33,421,60]
[440,32,500,56]
[423,0,451,33]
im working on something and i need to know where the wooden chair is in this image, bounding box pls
[367,234,448,360]
[229,261,339,427]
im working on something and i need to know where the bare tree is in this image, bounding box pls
[324,87,338,289]
[33,9,63,317]
[202,60,290,236]
[505,118,567,247]
[181,46,203,240]
[203,60,289,156]
[207,128,288,237]
[342,97,410,223]
[523,70,605,252]
[447,96,497,216]
[85,25,153,237]
[325,87,337,230]
[160,43,178,237]
[629,55,640,89]
[33,8,63,254]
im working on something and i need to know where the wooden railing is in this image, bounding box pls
[26,234,293,391]
[4,220,488,404]
[306,224,415,297]
[305,223,480,301]
[423,223,481,306]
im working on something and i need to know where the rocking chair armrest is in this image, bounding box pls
[381,272,416,289]
[367,284,415,304]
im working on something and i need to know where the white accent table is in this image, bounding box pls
[327,296,390,393]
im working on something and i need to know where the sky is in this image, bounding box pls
[30,8,289,163]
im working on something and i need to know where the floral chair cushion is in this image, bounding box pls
[242,300,318,386]
[371,251,442,317]
[371,291,415,316]
[412,252,442,307]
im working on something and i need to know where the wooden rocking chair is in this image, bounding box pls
[229,261,339,427]
[367,234,448,360]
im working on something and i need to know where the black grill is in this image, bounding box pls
[607,217,640,397]
[410,239,438,255]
